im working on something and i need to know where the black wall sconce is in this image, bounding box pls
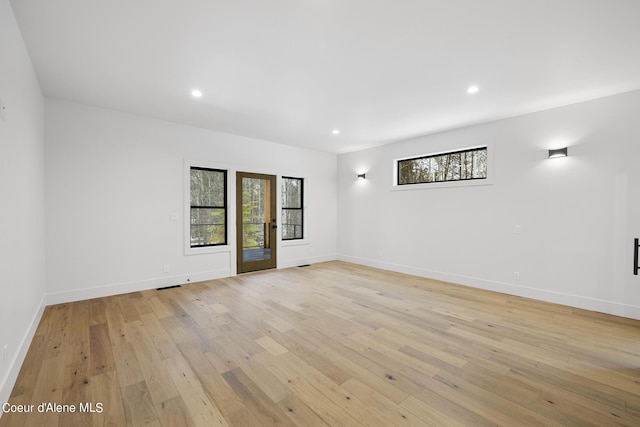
[357,173,366,180]
[548,147,568,158]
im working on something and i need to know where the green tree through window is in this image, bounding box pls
[242,177,267,249]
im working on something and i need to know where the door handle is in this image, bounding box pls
[635,238,639,276]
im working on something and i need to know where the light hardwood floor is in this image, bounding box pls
[2,261,640,426]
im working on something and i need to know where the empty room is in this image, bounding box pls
[2,0,640,426]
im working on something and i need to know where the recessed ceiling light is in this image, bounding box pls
[191,89,203,98]
[332,129,340,135]
[467,85,479,94]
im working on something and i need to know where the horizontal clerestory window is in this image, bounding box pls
[397,146,488,185]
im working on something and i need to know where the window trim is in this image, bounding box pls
[281,176,304,241]
[392,143,494,191]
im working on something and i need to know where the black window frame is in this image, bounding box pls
[190,166,227,248]
[397,146,488,186]
[281,176,304,241]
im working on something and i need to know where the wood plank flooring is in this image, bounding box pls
[2,261,640,426]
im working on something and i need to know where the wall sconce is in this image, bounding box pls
[357,173,366,180]
[548,147,568,159]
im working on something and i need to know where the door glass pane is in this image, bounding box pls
[242,177,271,262]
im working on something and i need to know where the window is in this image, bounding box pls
[190,167,227,247]
[282,177,303,240]
[397,146,487,185]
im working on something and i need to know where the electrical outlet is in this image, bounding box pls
[514,225,522,234]
[163,264,170,273]
[513,272,520,281]
[0,98,6,121]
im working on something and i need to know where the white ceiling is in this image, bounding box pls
[9,0,640,153]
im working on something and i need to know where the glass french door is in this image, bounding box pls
[236,172,277,273]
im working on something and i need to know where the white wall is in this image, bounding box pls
[45,99,337,303]
[338,90,640,319]
[0,0,46,407]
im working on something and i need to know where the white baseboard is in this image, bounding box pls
[44,255,341,307]
[0,294,46,412]
[278,254,337,269]
[338,254,640,320]
[46,268,231,305]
